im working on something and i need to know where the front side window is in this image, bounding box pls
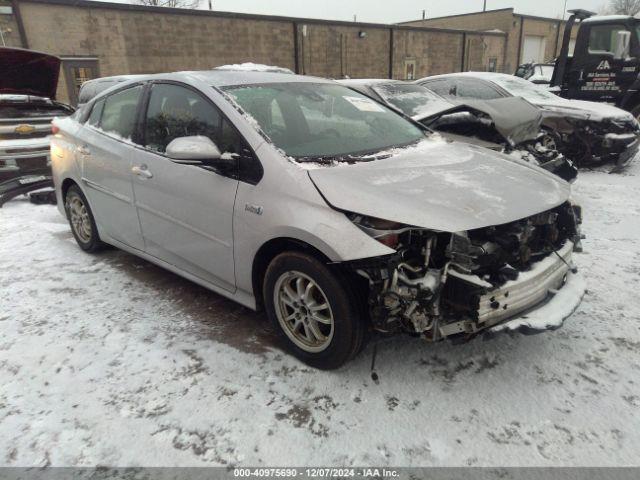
[144,83,223,153]
[99,86,143,140]
[589,24,627,54]
[223,82,425,160]
[144,83,261,183]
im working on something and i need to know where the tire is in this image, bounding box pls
[64,185,104,253]
[263,251,366,370]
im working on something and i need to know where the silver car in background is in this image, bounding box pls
[51,71,585,369]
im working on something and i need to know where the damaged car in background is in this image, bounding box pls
[51,70,585,369]
[340,79,577,181]
[416,72,640,172]
[0,47,74,207]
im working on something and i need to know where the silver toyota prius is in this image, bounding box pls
[51,70,586,369]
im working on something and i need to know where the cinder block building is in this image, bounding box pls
[2,0,508,105]
[399,8,578,74]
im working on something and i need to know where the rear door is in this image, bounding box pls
[566,22,639,103]
[130,82,244,292]
[76,85,145,250]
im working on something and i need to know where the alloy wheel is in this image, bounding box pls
[67,195,92,243]
[273,270,335,353]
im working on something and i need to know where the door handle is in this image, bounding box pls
[77,145,91,156]
[132,164,153,179]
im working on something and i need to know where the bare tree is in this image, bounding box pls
[608,0,640,15]
[134,0,201,9]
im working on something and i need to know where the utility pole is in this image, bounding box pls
[562,0,568,20]
[208,0,212,10]
[483,0,487,11]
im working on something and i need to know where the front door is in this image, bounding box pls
[63,59,100,106]
[131,82,240,292]
[77,85,145,251]
[566,23,639,103]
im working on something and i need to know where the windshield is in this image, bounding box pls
[491,75,559,102]
[372,83,451,118]
[222,82,425,160]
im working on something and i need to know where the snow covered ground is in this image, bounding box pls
[1,165,639,467]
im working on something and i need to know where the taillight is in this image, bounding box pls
[51,125,60,135]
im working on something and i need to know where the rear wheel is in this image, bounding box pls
[64,185,104,253]
[263,251,365,370]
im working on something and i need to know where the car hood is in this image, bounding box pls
[418,97,543,145]
[534,97,633,122]
[307,139,570,232]
[0,47,61,99]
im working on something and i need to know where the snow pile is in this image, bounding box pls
[1,165,640,467]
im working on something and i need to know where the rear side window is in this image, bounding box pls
[421,79,456,98]
[100,86,143,140]
[87,99,104,127]
[456,79,504,100]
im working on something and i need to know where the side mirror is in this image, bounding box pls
[166,136,239,173]
[166,136,221,164]
[613,30,631,60]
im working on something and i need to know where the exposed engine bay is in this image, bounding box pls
[542,114,640,170]
[349,202,583,340]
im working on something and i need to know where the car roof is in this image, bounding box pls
[338,79,405,86]
[582,15,634,24]
[418,72,513,83]
[183,70,334,87]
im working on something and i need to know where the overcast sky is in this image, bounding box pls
[170,0,607,23]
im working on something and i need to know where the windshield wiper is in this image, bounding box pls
[295,152,393,164]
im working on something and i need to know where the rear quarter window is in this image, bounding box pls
[99,86,143,140]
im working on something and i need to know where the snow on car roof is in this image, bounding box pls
[214,63,294,74]
[419,71,516,82]
[187,70,333,87]
[338,79,404,86]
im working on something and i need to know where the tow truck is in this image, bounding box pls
[551,9,640,118]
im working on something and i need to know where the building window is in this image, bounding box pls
[62,59,99,106]
[404,59,417,80]
[488,57,498,72]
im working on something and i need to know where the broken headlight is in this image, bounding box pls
[346,213,410,249]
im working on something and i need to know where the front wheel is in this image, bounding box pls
[263,252,366,370]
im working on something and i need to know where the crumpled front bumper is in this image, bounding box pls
[610,134,640,173]
[439,240,585,339]
[486,272,586,337]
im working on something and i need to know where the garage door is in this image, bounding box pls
[522,35,547,63]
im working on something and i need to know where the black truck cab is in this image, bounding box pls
[552,10,640,117]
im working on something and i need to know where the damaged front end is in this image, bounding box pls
[424,106,578,182]
[349,202,584,341]
[542,113,640,171]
